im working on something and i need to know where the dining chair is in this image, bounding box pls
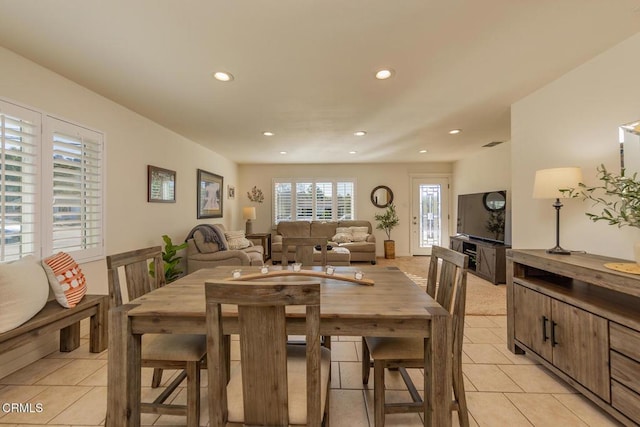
[361,245,470,427]
[205,279,331,426]
[106,246,206,427]
[281,237,330,266]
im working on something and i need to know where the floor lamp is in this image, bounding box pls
[533,167,583,255]
[243,206,256,235]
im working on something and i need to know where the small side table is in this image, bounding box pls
[246,232,272,262]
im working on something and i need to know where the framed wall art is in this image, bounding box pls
[197,169,223,218]
[148,165,176,203]
[228,185,236,199]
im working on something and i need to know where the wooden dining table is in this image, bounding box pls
[106,265,452,426]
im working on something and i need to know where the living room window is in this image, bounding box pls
[273,179,355,224]
[0,99,105,262]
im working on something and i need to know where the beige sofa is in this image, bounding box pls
[186,224,264,273]
[272,220,376,264]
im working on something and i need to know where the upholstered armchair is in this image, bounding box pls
[186,224,264,273]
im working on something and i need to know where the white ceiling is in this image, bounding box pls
[1,1,640,164]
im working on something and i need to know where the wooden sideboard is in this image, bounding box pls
[507,249,640,426]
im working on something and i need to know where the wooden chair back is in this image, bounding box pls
[426,245,469,361]
[205,279,322,426]
[281,237,329,266]
[106,246,165,308]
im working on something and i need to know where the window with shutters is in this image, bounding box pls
[0,98,105,262]
[273,178,355,224]
[0,102,40,261]
[43,117,104,261]
[274,182,292,223]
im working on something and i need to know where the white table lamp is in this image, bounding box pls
[243,207,256,235]
[533,167,583,255]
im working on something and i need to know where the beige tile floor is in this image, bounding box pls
[0,314,624,427]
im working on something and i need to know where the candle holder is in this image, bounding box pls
[292,263,302,272]
[354,271,364,280]
[325,265,335,275]
[231,269,242,278]
[260,265,269,274]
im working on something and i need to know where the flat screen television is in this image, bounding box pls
[456,191,507,243]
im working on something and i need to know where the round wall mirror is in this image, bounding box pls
[483,191,506,211]
[371,185,394,208]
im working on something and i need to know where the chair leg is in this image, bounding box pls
[453,363,469,427]
[373,359,385,427]
[186,361,201,427]
[323,335,331,349]
[323,380,330,427]
[151,368,163,388]
[362,338,371,384]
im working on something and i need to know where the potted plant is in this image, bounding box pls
[568,164,640,263]
[149,234,188,283]
[374,203,399,259]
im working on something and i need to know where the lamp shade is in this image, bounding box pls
[533,167,583,199]
[242,206,256,220]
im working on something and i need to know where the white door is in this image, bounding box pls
[411,177,449,255]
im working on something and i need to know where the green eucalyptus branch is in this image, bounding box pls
[563,164,640,228]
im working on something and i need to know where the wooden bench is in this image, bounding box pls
[0,295,108,356]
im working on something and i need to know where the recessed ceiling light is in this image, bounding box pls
[354,131,367,137]
[213,71,234,82]
[375,69,395,80]
[279,151,287,155]
[419,149,428,153]
[263,131,274,136]
[349,151,357,154]
[449,129,461,135]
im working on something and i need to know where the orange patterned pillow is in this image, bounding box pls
[42,252,87,308]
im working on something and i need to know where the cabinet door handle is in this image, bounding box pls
[542,316,549,342]
[551,321,558,347]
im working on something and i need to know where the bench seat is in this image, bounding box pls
[0,294,108,356]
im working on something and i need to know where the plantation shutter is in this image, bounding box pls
[274,182,292,224]
[315,182,332,220]
[43,117,104,261]
[0,101,41,261]
[336,181,354,220]
[296,182,313,221]
[274,178,356,224]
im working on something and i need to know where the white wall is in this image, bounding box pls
[0,47,239,376]
[239,162,453,256]
[453,141,512,244]
[0,47,241,294]
[512,33,640,259]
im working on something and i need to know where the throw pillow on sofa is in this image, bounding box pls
[349,226,370,242]
[0,256,49,333]
[224,230,252,250]
[332,227,353,243]
[42,252,87,308]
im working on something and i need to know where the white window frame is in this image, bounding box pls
[0,97,106,263]
[272,177,356,225]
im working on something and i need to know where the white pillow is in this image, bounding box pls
[224,230,252,250]
[0,256,49,333]
[332,227,353,243]
[349,226,370,242]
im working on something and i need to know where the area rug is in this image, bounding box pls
[403,272,507,315]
